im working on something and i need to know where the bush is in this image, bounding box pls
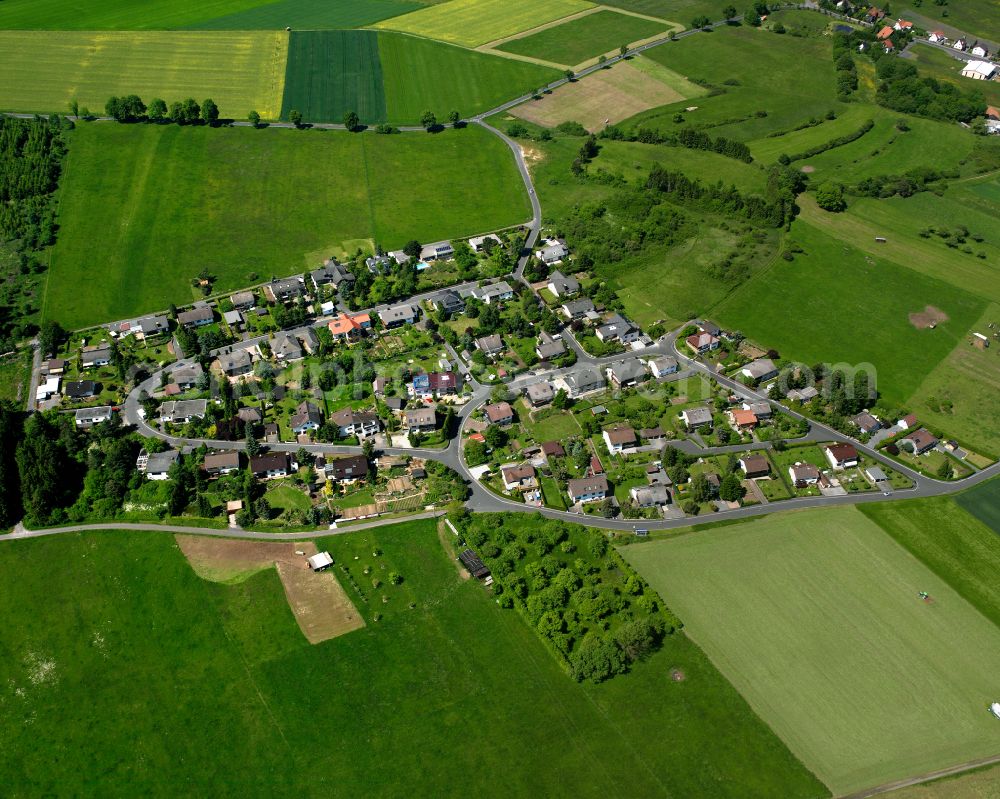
[570,633,625,683]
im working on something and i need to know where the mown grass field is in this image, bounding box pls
[374,0,594,47]
[602,0,724,27]
[0,0,274,28]
[0,30,288,119]
[748,104,876,164]
[44,124,530,328]
[0,522,826,798]
[887,765,1000,799]
[955,478,1000,539]
[497,9,670,66]
[713,218,986,402]
[623,506,1000,796]
[280,30,387,122]
[189,0,423,30]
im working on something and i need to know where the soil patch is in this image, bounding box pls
[909,305,949,329]
[670,668,686,682]
[800,165,815,173]
[175,536,364,644]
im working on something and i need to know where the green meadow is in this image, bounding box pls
[189,0,422,30]
[0,521,825,798]
[905,44,1000,108]
[623,506,1000,796]
[44,124,530,328]
[0,0,275,29]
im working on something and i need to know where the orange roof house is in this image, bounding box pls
[732,409,758,429]
[327,313,370,339]
[877,25,894,39]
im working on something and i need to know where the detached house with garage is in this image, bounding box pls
[608,358,646,389]
[177,305,214,328]
[546,270,579,298]
[740,358,778,383]
[160,399,208,424]
[263,277,303,303]
[402,407,437,432]
[595,314,640,345]
[602,425,636,454]
[290,401,322,434]
[251,452,291,480]
[378,303,419,329]
[484,401,514,426]
[825,443,860,470]
[567,475,609,505]
[329,408,380,439]
[901,427,938,455]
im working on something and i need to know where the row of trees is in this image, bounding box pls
[102,95,220,125]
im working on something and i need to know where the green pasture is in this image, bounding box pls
[0,522,824,798]
[0,30,288,119]
[748,104,876,164]
[44,124,529,328]
[956,478,1000,540]
[374,0,594,48]
[497,9,670,66]
[601,0,724,27]
[0,0,274,29]
[190,0,422,30]
[623,506,1000,796]
[280,30,387,122]
[713,218,985,402]
[378,34,560,123]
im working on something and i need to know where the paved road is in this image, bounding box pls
[24,338,41,412]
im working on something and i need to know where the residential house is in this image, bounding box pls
[216,348,253,378]
[431,290,464,315]
[630,485,671,508]
[961,60,996,80]
[525,380,554,407]
[789,462,821,487]
[825,443,860,470]
[203,451,240,476]
[403,407,437,432]
[74,406,113,427]
[223,310,243,328]
[271,332,303,362]
[160,399,208,424]
[263,278,303,303]
[640,426,665,443]
[230,291,256,310]
[250,452,290,480]
[970,41,989,57]
[595,313,639,344]
[646,463,671,486]
[866,466,889,486]
[65,380,97,399]
[327,312,371,341]
[472,281,515,305]
[35,375,59,402]
[681,407,713,430]
[236,407,262,426]
[647,356,678,378]
[851,412,881,435]
[540,441,565,461]
[603,425,636,454]
[420,241,453,261]
[262,422,279,443]
[177,306,214,328]
[746,401,772,419]
[484,401,514,426]
[731,409,758,430]
[567,475,609,505]
[561,298,595,319]
[739,454,770,478]
[686,332,720,354]
[786,386,819,402]
[927,30,948,43]
[876,24,894,39]
[953,37,967,51]
[378,303,419,328]
[410,371,461,398]
[325,454,369,483]
[372,376,388,398]
[901,427,938,455]
[311,260,355,293]
[43,358,68,376]
[741,358,778,383]
[547,270,579,298]
[898,413,919,430]
[864,6,884,22]
[468,234,501,252]
[329,408,380,439]
[894,18,913,30]
[81,344,112,368]
[535,331,566,361]
[536,239,569,265]
[143,449,180,481]
[608,358,646,388]
[128,315,170,339]
[298,328,321,355]
[883,39,895,53]
[476,334,505,359]
[552,365,605,398]
[501,464,537,491]
[290,401,322,434]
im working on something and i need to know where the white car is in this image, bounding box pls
[990,702,1000,720]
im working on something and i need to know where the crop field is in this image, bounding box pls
[602,0,724,27]
[378,34,560,123]
[0,523,825,798]
[44,124,530,328]
[280,30,387,122]
[623,25,840,140]
[624,506,1000,796]
[955,478,1000,540]
[496,9,671,67]
[374,0,594,48]
[888,765,1000,799]
[0,30,288,119]
[907,304,1000,459]
[189,0,423,30]
[0,0,274,29]
[510,60,694,131]
[712,219,985,403]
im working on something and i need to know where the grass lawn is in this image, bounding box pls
[623,506,1000,796]
[497,10,670,67]
[374,0,595,48]
[378,34,560,124]
[539,475,567,509]
[189,0,422,30]
[280,30,386,123]
[520,408,581,441]
[0,30,288,120]
[712,219,985,403]
[265,482,312,511]
[44,123,529,328]
[0,522,825,798]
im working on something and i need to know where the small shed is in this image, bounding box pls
[458,549,490,580]
[308,552,334,572]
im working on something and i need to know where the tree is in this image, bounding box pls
[420,110,437,131]
[614,618,662,661]
[169,98,200,125]
[719,472,745,502]
[465,439,488,466]
[68,99,79,118]
[245,432,260,458]
[619,44,628,56]
[288,109,303,128]
[38,320,65,358]
[692,14,711,27]
[815,182,847,212]
[936,459,953,479]
[743,8,762,26]
[564,69,575,81]
[201,98,219,125]
[148,98,167,121]
[343,110,360,132]
[362,438,375,459]
[690,473,713,503]
[448,110,461,127]
[403,239,422,258]
[552,388,570,409]
[723,4,737,17]
[484,424,507,449]
[570,633,625,683]
[247,109,261,128]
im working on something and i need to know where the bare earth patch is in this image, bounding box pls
[800,165,815,173]
[670,668,686,682]
[909,305,949,329]
[175,535,364,644]
[510,62,686,132]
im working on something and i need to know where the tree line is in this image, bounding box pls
[101,95,220,125]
